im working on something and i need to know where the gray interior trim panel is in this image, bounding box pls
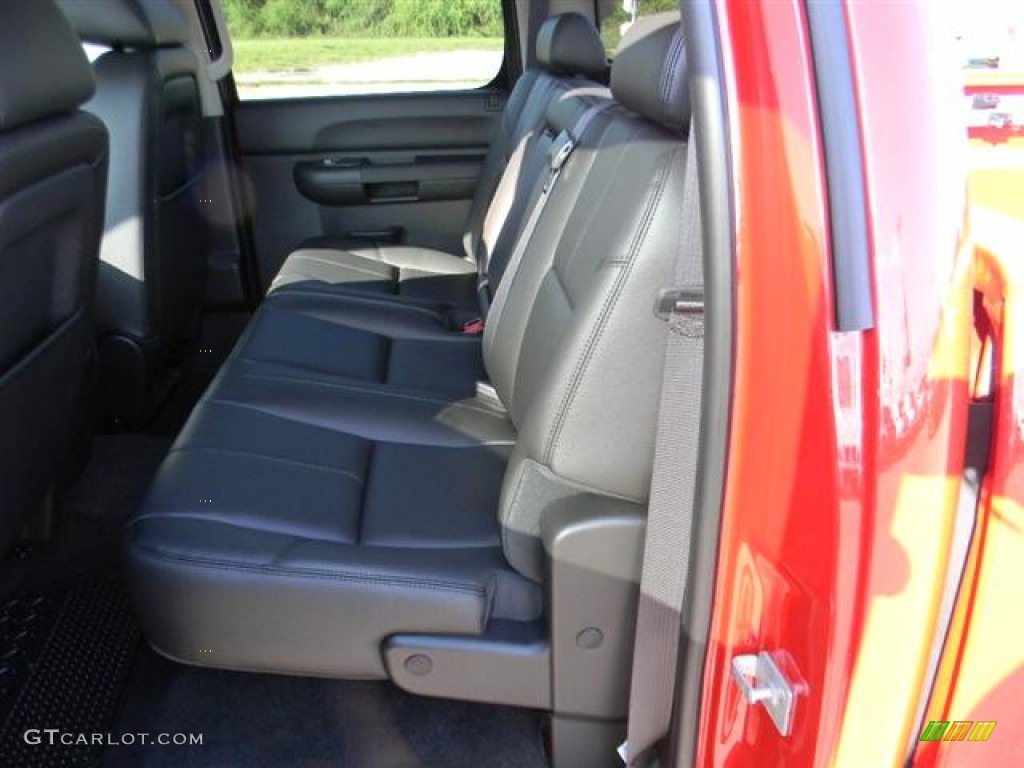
[236,91,506,155]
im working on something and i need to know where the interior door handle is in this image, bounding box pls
[293,160,366,205]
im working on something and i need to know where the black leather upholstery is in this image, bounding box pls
[128,361,540,677]
[272,244,480,309]
[270,14,610,309]
[610,12,690,134]
[127,13,691,687]
[536,11,609,80]
[0,0,108,554]
[237,291,488,399]
[60,0,207,423]
[0,0,95,131]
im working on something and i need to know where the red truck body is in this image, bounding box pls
[693,1,1021,765]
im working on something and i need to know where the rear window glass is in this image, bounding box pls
[597,0,679,57]
[224,0,506,100]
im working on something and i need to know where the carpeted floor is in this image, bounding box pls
[104,652,548,768]
[0,435,171,599]
[0,575,140,768]
[0,435,168,768]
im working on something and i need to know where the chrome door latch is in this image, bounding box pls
[730,651,807,737]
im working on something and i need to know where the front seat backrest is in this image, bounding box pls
[0,0,108,553]
[59,0,207,424]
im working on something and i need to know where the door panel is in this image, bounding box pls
[234,91,505,290]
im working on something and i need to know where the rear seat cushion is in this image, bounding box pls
[270,244,479,309]
[127,365,541,678]
[233,290,487,399]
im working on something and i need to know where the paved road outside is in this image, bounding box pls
[236,49,503,99]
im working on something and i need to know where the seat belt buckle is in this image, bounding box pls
[462,318,485,334]
[654,287,704,320]
[550,132,576,172]
[542,132,575,193]
[476,277,491,317]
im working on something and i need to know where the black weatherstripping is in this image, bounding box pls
[194,0,223,59]
[806,0,875,332]
[669,1,737,766]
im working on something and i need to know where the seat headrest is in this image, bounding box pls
[536,13,608,80]
[58,0,190,49]
[610,12,689,134]
[0,0,96,132]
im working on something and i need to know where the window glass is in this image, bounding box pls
[597,0,679,57]
[223,0,506,100]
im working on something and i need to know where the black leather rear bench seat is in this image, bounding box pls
[130,364,538,676]
[269,12,610,310]
[235,14,612,400]
[126,13,691,687]
[227,291,490,400]
[219,79,612,401]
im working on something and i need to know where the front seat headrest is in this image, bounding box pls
[57,0,191,49]
[0,0,96,132]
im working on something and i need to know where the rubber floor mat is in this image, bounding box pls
[0,574,140,767]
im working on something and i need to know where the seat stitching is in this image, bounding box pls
[168,444,365,484]
[662,30,686,111]
[291,248,474,279]
[555,125,631,282]
[130,541,487,596]
[544,146,679,464]
[130,512,354,546]
[265,291,448,322]
[289,250,398,276]
[283,252,398,281]
[258,310,459,342]
[355,443,374,544]
[203,396,515,447]
[500,459,530,560]
[231,371,503,417]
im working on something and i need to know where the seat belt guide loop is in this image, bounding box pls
[654,286,705,320]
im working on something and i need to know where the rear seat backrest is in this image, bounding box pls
[486,13,691,581]
[464,12,608,274]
